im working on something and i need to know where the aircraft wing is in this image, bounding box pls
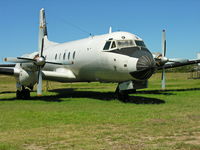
[157,59,200,70]
[0,63,77,82]
[0,64,15,75]
[0,64,15,67]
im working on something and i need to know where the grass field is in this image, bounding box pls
[0,73,200,150]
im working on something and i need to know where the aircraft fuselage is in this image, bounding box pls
[40,31,155,83]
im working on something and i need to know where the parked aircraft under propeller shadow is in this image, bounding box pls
[1,8,200,101]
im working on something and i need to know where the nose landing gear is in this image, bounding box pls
[115,86,130,102]
[115,80,147,102]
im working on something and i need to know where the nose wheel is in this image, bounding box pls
[115,86,129,102]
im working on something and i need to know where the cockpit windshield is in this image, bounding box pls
[103,39,146,51]
[103,41,111,50]
[135,40,146,47]
[117,40,134,48]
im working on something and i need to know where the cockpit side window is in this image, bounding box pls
[135,40,146,47]
[111,41,116,49]
[103,41,111,50]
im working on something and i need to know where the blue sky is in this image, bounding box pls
[0,0,200,63]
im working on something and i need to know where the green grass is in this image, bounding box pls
[0,73,200,150]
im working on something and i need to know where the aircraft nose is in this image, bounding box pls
[137,55,155,71]
[130,55,156,80]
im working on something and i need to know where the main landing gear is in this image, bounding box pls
[115,86,137,102]
[16,86,30,99]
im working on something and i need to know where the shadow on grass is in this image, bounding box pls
[1,87,200,104]
[128,96,165,104]
[0,91,15,94]
[0,88,113,102]
[0,88,164,104]
[136,88,200,95]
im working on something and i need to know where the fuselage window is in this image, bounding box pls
[103,41,111,50]
[73,51,75,59]
[63,53,66,60]
[68,52,70,60]
[55,54,57,60]
[111,41,116,49]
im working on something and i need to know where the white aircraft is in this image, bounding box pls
[1,8,200,101]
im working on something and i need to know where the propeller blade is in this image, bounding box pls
[161,29,166,89]
[162,30,166,57]
[161,68,166,89]
[4,57,24,63]
[46,61,73,65]
[168,58,188,63]
[40,38,44,57]
[37,68,42,96]
[36,9,46,96]
[4,57,35,63]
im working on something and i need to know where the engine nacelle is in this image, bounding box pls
[19,69,37,87]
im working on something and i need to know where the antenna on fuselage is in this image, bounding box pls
[52,14,92,37]
[109,26,112,33]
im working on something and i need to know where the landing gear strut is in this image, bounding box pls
[115,86,129,102]
[16,86,30,99]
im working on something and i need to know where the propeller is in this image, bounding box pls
[4,41,72,96]
[37,38,45,96]
[4,39,47,96]
[4,8,73,97]
[159,30,189,89]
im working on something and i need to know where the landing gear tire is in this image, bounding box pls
[23,89,30,99]
[16,90,22,99]
[16,89,30,99]
[115,87,129,102]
